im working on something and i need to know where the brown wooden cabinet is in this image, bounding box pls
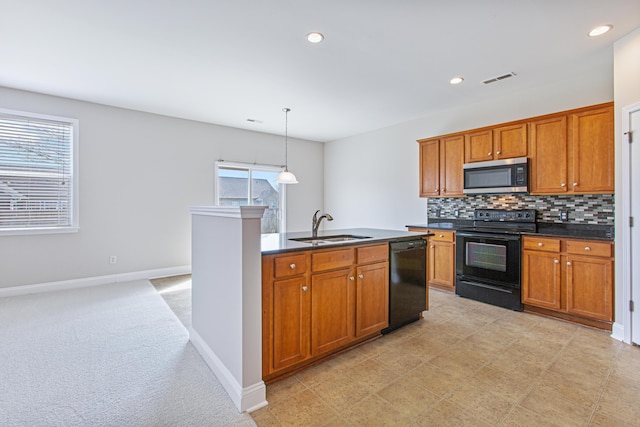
[311,268,355,355]
[419,135,464,197]
[419,102,613,197]
[522,236,614,329]
[529,116,568,194]
[464,124,527,163]
[262,243,389,380]
[568,106,614,193]
[529,103,613,195]
[266,252,311,373]
[428,230,456,292]
[272,275,310,370]
[464,129,493,163]
[355,260,389,337]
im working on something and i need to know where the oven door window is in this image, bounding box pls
[456,233,520,286]
[466,242,506,272]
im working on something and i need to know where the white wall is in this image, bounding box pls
[613,27,640,340]
[324,53,613,230]
[0,87,324,288]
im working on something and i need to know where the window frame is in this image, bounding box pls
[214,161,286,233]
[0,108,79,236]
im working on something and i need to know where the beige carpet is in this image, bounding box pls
[0,280,256,426]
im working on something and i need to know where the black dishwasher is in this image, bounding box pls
[383,239,427,333]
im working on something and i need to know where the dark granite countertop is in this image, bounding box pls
[406,220,614,242]
[406,219,474,230]
[261,228,432,254]
[528,222,614,241]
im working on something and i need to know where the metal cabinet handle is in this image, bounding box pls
[538,242,543,247]
[496,151,501,155]
[561,183,566,187]
[488,152,492,156]
[573,182,578,187]
[302,286,308,291]
[290,263,296,269]
[554,259,559,264]
[349,276,355,281]
[358,274,364,279]
[567,261,572,266]
[430,245,435,248]
[439,234,444,238]
[585,247,591,251]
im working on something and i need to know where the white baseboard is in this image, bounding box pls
[0,265,191,298]
[189,327,267,413]
[611,322,627,343]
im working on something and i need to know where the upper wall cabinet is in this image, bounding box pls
[419,135,464,197]
[529,104,614,195]
[418,102,613,198]
[569,106,614,193]
[465,123,527,163]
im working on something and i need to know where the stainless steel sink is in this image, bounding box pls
[289,234,372,244]
[321,234,371,242]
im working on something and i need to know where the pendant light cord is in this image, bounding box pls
[283,107,290,171]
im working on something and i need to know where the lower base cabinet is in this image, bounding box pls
[407,227,456,292]
[522,236,614,328]
[262,243,389,381]
[311,268,355,355]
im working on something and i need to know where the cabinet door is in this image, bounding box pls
[522,250,561,310]
[440,135,465,196]
[272,277,310,370]
[569,106,614,193]
[529,116,568,194]
[428,241,455,290]
[311,269,355,355]
[355,262,389,337]
[419,140,441,197]
[464,130,493,163]
[494,123,527,160]
[566,255,613,321]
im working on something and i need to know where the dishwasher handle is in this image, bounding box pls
[390,239,427,252]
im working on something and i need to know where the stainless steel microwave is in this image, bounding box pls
[463,157,529,194]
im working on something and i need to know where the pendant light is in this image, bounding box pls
[275,107,298,184]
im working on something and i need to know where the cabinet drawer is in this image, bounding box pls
[274,253,308,278]
[312,248,355,272]
[566,240,612,257]
[429,230,455,242]
[523,236,561,252]
[357,244,388,264]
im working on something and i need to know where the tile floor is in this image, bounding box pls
[152,276,640,427]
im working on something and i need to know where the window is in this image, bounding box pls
[214,161,285,233]
[0,109,78,235]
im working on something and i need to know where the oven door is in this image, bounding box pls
[455,231,521,287]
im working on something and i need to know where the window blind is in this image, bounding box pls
[0,110,76,232]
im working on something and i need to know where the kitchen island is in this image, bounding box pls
[261,228,431,382]
[189,206,430,412]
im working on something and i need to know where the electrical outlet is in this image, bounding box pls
[109,256,117,264]
[559,211,568,221]
[454,209,459,218]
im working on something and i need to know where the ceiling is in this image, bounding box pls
[1,1,640,142]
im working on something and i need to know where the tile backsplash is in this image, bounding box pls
[427,194,614,225]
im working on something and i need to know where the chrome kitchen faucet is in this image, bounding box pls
[311,210,333,238]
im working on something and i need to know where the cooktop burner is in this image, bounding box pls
[458,209,537,234]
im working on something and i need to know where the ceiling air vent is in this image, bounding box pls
[483,72,516,85]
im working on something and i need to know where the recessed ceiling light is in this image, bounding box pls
[588,25,613,37]
[307,32,324,43]
[449,76,464,85]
